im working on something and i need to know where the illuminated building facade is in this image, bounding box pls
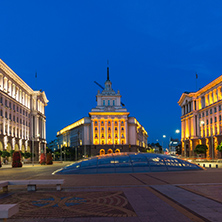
[0,59,48,161]
[57,67,148,156]
[178,75,222,159]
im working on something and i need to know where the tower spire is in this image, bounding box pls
[107,60,109,81]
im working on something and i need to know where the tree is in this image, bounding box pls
[23,152,31,159]
[194,144,208,158]
[1,151,10,158]
[216,142,222,157]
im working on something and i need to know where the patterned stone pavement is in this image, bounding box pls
[0,191,136,219]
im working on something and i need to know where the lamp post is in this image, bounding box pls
[162,135,166,154]
[32,136,34,166]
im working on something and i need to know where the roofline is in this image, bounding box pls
[178,75,222,106]
[0,59,33,94]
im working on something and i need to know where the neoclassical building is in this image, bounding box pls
[178,75,222,159]
[0,59,48,160]
[57,67,148,156]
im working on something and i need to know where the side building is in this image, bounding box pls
[178,75,222,159]
[0,59,48,161]
[57,67,148,156]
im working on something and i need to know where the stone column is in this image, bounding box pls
[98,120,100,144]
[91,120,94,145]
[105,120,107,144]
[8,81,11,96]
[0,74,3,90]
[4,77,8,92]
[125,120,128,144]
[118,120,121,144]
[112,120,114,144]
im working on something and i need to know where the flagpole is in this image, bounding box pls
[196,73,198,91]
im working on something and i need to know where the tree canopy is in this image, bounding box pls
[194,144,208,157]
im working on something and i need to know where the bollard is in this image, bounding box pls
[209,164,211,168]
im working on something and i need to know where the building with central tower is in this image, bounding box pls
[57,66,148,156]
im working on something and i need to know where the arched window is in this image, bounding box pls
[121,127,124,131]
[95,127,97,131]
[115,127,117,131]
[108,127,111,131]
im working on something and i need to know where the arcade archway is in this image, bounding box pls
[100,149,105,155]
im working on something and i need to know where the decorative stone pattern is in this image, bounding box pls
[0,191,136,218]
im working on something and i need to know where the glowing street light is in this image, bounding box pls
[175,129,180,134]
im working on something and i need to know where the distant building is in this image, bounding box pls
[47,139,58,152]
[178,75,222,159]
[0,59,48,160]
[169,138,180,155]
[57,67,148,156]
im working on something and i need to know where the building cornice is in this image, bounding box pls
[89,112,130,116]
[178,75,222,106]
[0,59,33,94]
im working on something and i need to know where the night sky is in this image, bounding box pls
[1,0,222,146]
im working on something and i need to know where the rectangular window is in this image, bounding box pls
[220,115,221,121]
[108,100,110,106]
[210,118,212,124]
[202,112,205,117]
[207,119,209,125]
[215,117,217,122]
[103,100,105,106]
[199,114,201,118]
[206,110,208,116]
[210,109,212,114]
[219,105,221,111]
[113,100,115,106]
[214,107,217,113]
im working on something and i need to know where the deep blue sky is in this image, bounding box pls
[1,0,222,145]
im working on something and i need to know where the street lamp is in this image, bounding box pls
[162,135,166,153]
[175,129,180,134]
